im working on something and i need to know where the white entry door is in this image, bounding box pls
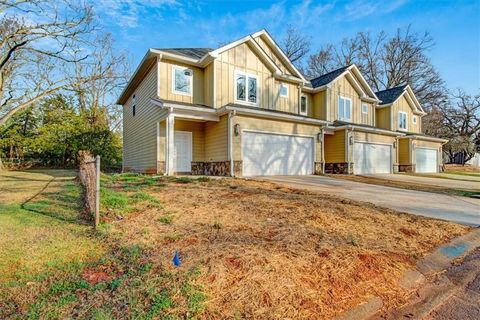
[174,131,192,172]
[416,148,438,173]
[353,142,392,174]
[242,131,314,176]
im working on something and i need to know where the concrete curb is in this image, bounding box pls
[335,228,480,320]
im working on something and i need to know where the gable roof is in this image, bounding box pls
[375,85,426,115]
[375,85,408,105]
[156,48,213,60]
[310,65,350,88]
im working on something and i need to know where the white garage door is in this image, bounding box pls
[242,131,314,176]
[416,148,438,173]
[353,142,392,174]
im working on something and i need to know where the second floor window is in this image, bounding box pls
[300,95,307,115]
[132,94,136,117]
[413,115,417,124]
[280,83,288,98]
[362,103,368,114]
[235,71,257,105]
[399,111,408,130]
[338,96,351,121]
[173,66,192,95]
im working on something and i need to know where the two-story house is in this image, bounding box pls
[117,29,446,176]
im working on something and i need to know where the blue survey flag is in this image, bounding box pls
[173,250,181,267]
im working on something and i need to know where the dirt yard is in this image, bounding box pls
[0,171,471,319]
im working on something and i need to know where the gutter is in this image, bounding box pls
[331,124,404,137]
[398,135,449,144]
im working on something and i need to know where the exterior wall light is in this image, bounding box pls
[349,135,354,145]
[393,141,397,149]
[234,124,240,136]
[317,132,323,142]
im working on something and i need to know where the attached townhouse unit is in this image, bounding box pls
[117,29,447,177]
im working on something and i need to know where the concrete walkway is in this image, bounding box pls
[371,174,480,190]
[261,175,480,226]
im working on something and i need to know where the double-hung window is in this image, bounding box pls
[235,71,258,105]
[172,66,193,95]
[398,111,408,130]
[279,83,288,98]
[338,96,352,121]
[300,95,308,115]
[362,103,368,114]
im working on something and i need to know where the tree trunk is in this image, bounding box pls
[0,157,4,171]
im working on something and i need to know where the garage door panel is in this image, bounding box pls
[416,148,437,173]
[242,132,313,176]
[354,142,392,174]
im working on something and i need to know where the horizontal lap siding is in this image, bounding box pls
[123,64,163,173]
[205,115,228,161]
[232,115,322,162]
[175,120,205,162]
[324,130,345,163]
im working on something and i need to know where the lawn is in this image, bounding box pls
[0,170,471,319]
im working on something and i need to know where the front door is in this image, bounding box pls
[174,131,192,173]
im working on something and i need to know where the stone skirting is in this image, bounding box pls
[157,161,165,174]
[324,162,353,174]
[398,164,414,173]
[314,162,324,175]
[190,161,243,176]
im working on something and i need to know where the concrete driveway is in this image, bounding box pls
[261,175,480,226]
[370,174,480,190]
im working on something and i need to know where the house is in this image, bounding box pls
[117,29,446,176]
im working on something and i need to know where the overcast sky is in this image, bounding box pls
[95,0,480,94]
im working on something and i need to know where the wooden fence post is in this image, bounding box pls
[95,155,100,228]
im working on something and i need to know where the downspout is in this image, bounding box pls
[321,126,325,174]
[228,111,235,177]
[347,127,355,174]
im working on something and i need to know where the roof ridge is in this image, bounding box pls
[309,65,350,82]
[375,84,408,94]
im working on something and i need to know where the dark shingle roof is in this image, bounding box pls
[309,65,350,88]
[156,48,213,60]
[375,85,407,105]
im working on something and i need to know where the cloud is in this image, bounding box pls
[343,0,408,20]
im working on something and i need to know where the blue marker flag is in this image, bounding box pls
[173,250,181,267]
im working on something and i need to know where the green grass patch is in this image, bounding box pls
[157,214,175,225]
[445,170,480,177]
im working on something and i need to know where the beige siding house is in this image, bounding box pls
[118,29,446,176]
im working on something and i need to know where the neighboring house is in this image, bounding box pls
[117,29,446,177]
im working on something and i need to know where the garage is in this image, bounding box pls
[242,131,314,176]
[415,148,438,173]
[353,142,392,174]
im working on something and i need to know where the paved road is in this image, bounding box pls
[261,175,480,226]
[371,174,480,191]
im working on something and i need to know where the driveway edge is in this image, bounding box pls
[336,228,480,320]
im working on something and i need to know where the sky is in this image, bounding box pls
[94,0,480,94]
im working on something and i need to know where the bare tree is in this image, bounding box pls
[0,0,94,127]
[281,25,311,67]
[305,45,334,78]
[306,26,446,110]
[440,90,480,163]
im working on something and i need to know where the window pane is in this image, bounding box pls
[248,77,257,103]
[345,100,351,119]
[338,97,344,119]
[174,68,191,93]
[280,84,288,97]
[301,96,307,113]
[236,74,246,101]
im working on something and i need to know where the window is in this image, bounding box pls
[338,96,352,121]
[398,111,408,130]
[132,94,136,117]
[300,95,308,115]
[172,66,192,95]
[279,83,288,98]
[362,103,368,114]
[412,115,417,124]
[235,71,258,105]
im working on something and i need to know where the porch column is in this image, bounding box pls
[166,114,175,175]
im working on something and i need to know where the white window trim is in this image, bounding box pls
[279,83,289,98]
[338,96,352,121]
[234,70,259,106]
[398,111,408,131]
[172,65,193,96]
[300,95,308,116]
[362,103,368,114]
[412,115,417,124]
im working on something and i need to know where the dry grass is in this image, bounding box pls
[103,177,470,319]
[445,164,480,173]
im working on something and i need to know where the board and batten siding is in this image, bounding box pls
[204,115,228,161]
[214,42,299,113]
[253,36,293,76]
[158,59,205,105]
[375,107,391,130]
[123,64,162,173]
[392,95,421,133]
[398,138,410,164]
[231,115,323,162]
[324,129,346,163]
[327,75,375,126]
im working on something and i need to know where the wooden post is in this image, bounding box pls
[95,155,100,228]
